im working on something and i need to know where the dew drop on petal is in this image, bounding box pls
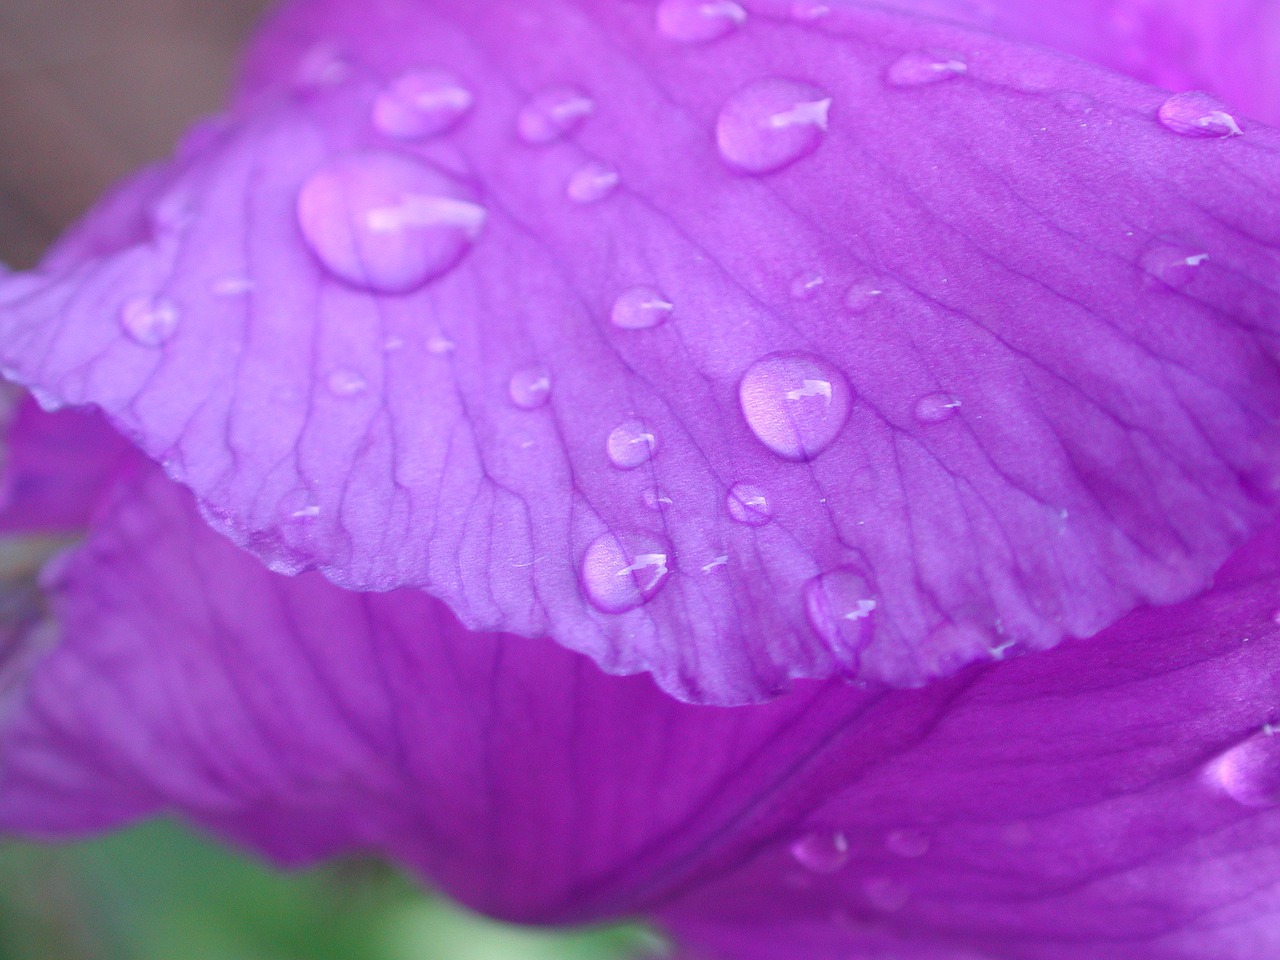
[326,368,368,397]
[1158,91,1243,139]
[717,78,832,175]
[790,831,849,873]
[791,0,832,21]
[656,0,746,43]
[581,532,672,613]
[509,366,552,409]
[739,353,852,460]
[844,280,884,313]
[297,151,486,294]
[1206,730,1280,808]
[567,162,620,204]
[885,828,930,858]
[612,286,674,330]
[790,272,825,300]
[805,567,877,654]
[726,482,773,526]
[643,487,675,511]
[914,392,962,424]
[886,52,968,87]
[119,295,180,347]
[517,86,595,145]
[1141,245,1209,289]
[211,276,255,297]
[372,69,474,140]
[607,419,659,469]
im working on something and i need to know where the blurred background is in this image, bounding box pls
[0,3,660,957]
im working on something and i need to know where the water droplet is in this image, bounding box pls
[726,482,773,526]
[509,366,552,409]
[294,43,349,90]
[517,86,595,145]
[790,831,849,873]
[717,79,832,175]
[643,487,675,511]
[739,353,852,460]
[611,286,673,330]
[791,0,831,21]
[1158,91,1242,139]
[885,828,930,858]
[581,532,672,613]
[326,368,368,397]
[119,295,180,347]
[863,877,909,912]
[886,52,967,87]
[844,280,884,313]
[914,392,962,424]
[1206,730,1280,808]
[805,567,877,653]
[297,151,486,294]
[790,272,825,299]
[1141,245,1209,290]
[656,0,746,43]
[292,503,321,520]
[427,334,457,355]
[567,162,620,204]
[211,276,255,296]
[607,419,658,469]
[373,69,474,140]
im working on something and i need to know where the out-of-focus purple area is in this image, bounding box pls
[0,0,271,268]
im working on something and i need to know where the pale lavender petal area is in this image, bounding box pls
[2,0,1279,701]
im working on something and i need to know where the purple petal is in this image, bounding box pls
[2,1,1280,701]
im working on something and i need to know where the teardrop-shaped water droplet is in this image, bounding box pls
[886,52,967,87]
[1206,730,1280,808]
[726,482,773,526]
[717,79,832,175]
[885,828,930,858]
[657,0,746,43]
[607,419,658,469]
[844,280,884,314]
[790,272,825,300]
[326,368,368,397]
[643,487,675,511]
[581,532,672,613]
[119,295,180,347]
[517,86,595,145]
[612,286,673,330]
[790,831,849,873]
[509,366,552,409]
[297,151,486,294]
[1158,91,1243,139]
[373,69,474,140]
[914,392,962,424]
[805,567,877,653]
[739,353,852,460]
[1141,245,1209,290]
[567,162,620,204]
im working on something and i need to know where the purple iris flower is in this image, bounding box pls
[2,0,1280,955]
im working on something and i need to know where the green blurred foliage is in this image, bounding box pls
[0,820,665,960]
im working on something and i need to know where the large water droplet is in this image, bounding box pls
[790,831,849,873]
[805,567,877,653]
[1207,730,1280,808]
[656,0,746,43]
[119,295,180,347]
[886,52,967,87]
[717,79,832,175]
[326,368,368,397]
[581,532,672,613]
[739,353,852,460]
[567,162,620,204]
[844,280,884,314]
[607,419,658,469]
[612,286,673,330]
[297,152,486,294]
[885,828,930,858]
[509,366,552,410]
[914,392,962,424]
[1158,91,1243,139]
[372,69,474,140]
[1141,245,1209,290]
[726,482,774,526]
[517,86,595,145]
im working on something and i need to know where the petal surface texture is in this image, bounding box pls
[2,0,1280,701]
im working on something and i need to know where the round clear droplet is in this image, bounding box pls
[373,68,474,140]
[790,272,825,300]
[1141,245,1209,290]
[567,162,620,204]
[886,51,968,87]
[844,280,884,314]
[119,295,180,347]
[1207,731,1280,808]
[790,830,849,873]
[656,0,746,43]
[607,419,658,469]
[739,352,852,460]
[509,366,552,410]
[1158,91,1243,139]
[717,78,832,175]
[612,286,673,330]
[517,86,595,145]
[805,567,877,654]
[581,531,672,613]
[914,392,961,424]
[726,482,773,526]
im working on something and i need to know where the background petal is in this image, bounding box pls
[2,0,1279,701]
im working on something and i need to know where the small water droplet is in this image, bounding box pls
[372,69,474,140]
[805,567,877,653]
[1141,245,1209,289]
[863,877,909,912]
[739,353,852,460]
[885,828,930,858]
[643,487,675,511]
[1206,730,1280,808]
[790,831,849,873]
[717,78,832,175]
[1158,91,1243,139]
[844,280,884,313]
[581,532,672,613]
[509,366,552,409]
[656,0,746,43]
[914,392,962,424]
[701,554,730,574]
[791,0,831,21]
[612,286,673,330]
[211,276,255,296]
[607,419,658,469]
[297,151,486,294]
[291,503,321,520]
[790,272,825,299]
[119,295,180,347]
[726,483,773,526]
[567,162,620,204]
[326,368,368,397]
[427,334,457,355]
[886,52,967,87]
[517,86,595,144]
